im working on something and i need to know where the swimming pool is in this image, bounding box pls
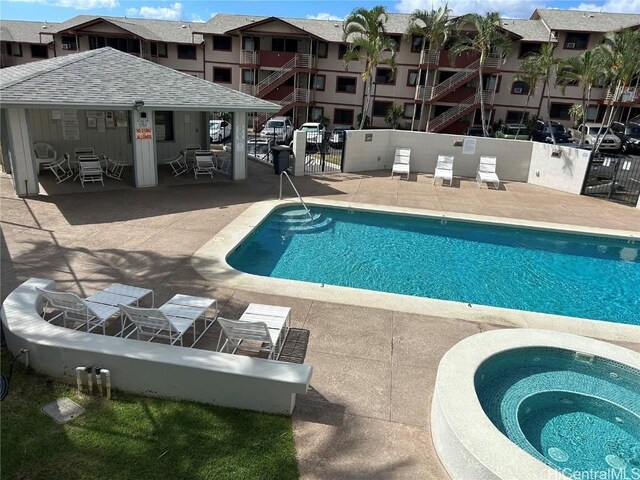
[475,347,640,478]
[227,205,639,325]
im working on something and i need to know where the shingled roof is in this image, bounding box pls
[0,47,279,112]
[500,19,553,43]
[54,15,204,44]
[0,20,58,44]
[532,9,640,33]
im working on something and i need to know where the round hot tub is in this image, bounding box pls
[475,347,640,478]
[431,329,640,480]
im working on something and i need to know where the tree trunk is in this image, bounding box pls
[360,74,373,129]
[515,91,532,138]
[478,60,487,137]
[425,50,439,132]
[545,78,556,145]
[417,45,433,132]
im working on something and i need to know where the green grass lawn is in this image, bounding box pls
[1,348,298,480]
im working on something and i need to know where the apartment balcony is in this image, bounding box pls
[240,50,260,66]
[419,51,440,68]
[604,86,640,105]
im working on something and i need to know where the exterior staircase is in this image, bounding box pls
[427,90,495,133]
[242,53,314,98]
[417,56,501,103]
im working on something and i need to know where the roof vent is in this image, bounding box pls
[334,23,340,27]
[42,25,48,29]
[181,24,187,28]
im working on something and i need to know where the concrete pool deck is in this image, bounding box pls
[1,163,639,479]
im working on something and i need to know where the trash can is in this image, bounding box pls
[271,145,291,174]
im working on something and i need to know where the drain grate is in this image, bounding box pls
[42,397,85,424]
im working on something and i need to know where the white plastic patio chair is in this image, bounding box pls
[476,155,500,189]
[36,287,119,335]
[183,145,200,171]
[43,153,73,183]
[216,317,286,360]
[78,155,104,187]
[161,153,188,176]
[391,147,411,180]
[33,142,56,171]
[103,155,126,181]
[433,155,455,186]
[194,151,216,179]
[120,304,196,346]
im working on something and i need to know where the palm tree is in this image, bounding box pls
[343,6,397,129]
[514,60,541,138]
[556,48,606,147]
[404,5,452,131]
[593,28,640,148]
[449,12,512,137]
[518,43,559,144]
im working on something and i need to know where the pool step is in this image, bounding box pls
[270,210,333,235]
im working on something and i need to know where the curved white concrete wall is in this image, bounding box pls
[431,329,640,480]
[1,278,312,415]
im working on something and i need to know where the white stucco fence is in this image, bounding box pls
[1,278,312,415]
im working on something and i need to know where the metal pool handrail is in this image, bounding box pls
[279,171,312,220]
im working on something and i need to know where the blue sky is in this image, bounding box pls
[1,0,638,24]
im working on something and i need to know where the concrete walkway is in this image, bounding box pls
[1,164,639,479]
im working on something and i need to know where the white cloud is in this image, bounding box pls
[394,0,544,18]
[307,13,344,21]
[126,2,183,20]
[571,0,640,13]
[7,0,118,9]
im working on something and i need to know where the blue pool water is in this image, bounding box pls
[475,348,640,478]
[227,206,640,325]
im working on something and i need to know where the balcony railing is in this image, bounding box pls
[606,86,640,103]
[255,53,314,96]
[419,51,440,66]
[240,84,255,96]
[241,50,260,65]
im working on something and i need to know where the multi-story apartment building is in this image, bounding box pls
[1,9,639,134]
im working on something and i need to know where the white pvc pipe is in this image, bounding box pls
[75,367,85,395]
[101,369,111,400]
[20,348,29,369]
[86,367,93,394]
[95,369,103,395]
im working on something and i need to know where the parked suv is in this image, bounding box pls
[569,123,621,151]
[259,116,294,144]
[610,121,640,154]
[495,123,530,140]
[530,120,572,144]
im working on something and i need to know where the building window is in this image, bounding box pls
[403,103,421,119]
[564,32,589,50]
[505,110,527,123]
[241,69,254,84]
[89,36,140,54]
[313,41,328,58]
[549,103,572,120]
[272,37,297,52]
[154,111,174,141]
[213,35,232,51]
[213,67,232,83]
[585,105,598,122]
[334,109,354,125]
[31,44,48,58]
[387,34,401,51]
[411,35,424,53]
[519,42,542,58]
[407,70,419,86]
[372,101,393,117]
[338,43,348,59]
[6,43,22,56]
[61,35,77,51]
[511,80,530,95]
[375,68,395,85]
[177,44,197,60]
[150,42,168,58]
[309,107,324,122]
[242,36,260,51]
[312,74,326,91]
[336,76,357,93]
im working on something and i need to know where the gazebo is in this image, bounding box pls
[0,47,279,196]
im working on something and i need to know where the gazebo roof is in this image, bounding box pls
[0,47,279,112]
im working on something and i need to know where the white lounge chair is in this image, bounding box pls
[194,151,216,179]
[103,155,126,180]
[183,144,200,171]
[43,153,73,183]
[434,155,454,186]
[217,303,290,360]
[37,287,119,335]
[120,294,216,347]
[33,142,56,171]
[161,153,188,176]
[391,147,411,180]
[78,156,104,187]
[476,155,500,189]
